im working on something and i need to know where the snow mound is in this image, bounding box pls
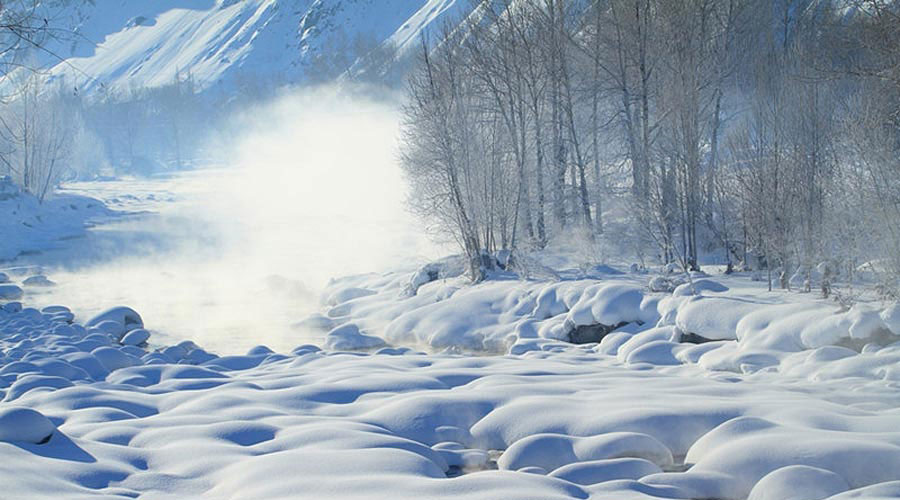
[672,278,729,296]
[86,306,144,331]
[325,323,387,351]
[498,432,674,472]
[1,295,899,498]
[748,465,850,500]
[0,407,55,443]
[0,285,23,300]
[317,264,900,378]
[120,329,151,346]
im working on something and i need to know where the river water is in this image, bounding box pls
[9,165,441,354]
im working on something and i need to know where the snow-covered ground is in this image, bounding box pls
[1,284,899,499]
[0,176,114,263]
[3,156,900,500]
[3,191,900,499]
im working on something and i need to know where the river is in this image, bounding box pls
[8,165,441,354]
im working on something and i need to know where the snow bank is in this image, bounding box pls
[0,407,55,443]
[2,292,900,499]
[0,176,113,261]
[317,264,900,378]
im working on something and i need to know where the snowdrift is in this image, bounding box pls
[317,263,900,379]
[0,176,113,261]
[0,294,899,499]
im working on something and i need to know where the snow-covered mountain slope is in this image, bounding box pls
[32,0,470,94]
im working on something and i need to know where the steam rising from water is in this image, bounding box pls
[22,87,443,354]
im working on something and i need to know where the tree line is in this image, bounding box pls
[400,0,900,293]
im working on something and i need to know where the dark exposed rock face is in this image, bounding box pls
[680,332,715,344]
[567,322,629,344]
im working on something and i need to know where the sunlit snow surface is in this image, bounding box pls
[33,0,472,93]
[1,315,899,499]
[4,250,900,499]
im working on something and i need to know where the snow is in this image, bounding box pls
[317,265,900,370]
[0,406,56,443]
[0,285,23,300]
[1,281,900,498]
[120,329,151,347]
[3,171,900,498]
[0,176,113,262]
[748,465,851,500]
[324,322,387,351]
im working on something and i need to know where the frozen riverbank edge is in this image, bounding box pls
[2,259,900,499]
[0,176,119,263]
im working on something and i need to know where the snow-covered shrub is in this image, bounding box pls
[648,277,675,293]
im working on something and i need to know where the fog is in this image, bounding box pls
[20,87,445,354]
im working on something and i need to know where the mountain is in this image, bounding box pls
[27,0,471,94]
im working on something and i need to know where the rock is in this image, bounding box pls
[184,349,217,364]
[567,322,628,344]
[0,284,23,300]
[247,345,274,356]
[41,305,70,314]
[119,345,146,357]
[291,344,322,356]
[648,277,675,293]
[91,320,126,339]
[86,306,143,330]
[549,458,662,485]
[120,328,151,346]
[291,314,336,333]
[625,341,682,366]
[680,332,715,344]
[495,249,512,270]
[48,311,75,323]
[61,352,109,380]
[176,340,200,352]
[325,323,387,351]
[673,279,728,297]
[881,303,900,336]
[2,302,22,313]
[325,287,376,306]
[22,275,55,287]
[748,465,849,500]
[91,347,140,372]
[0,407,56,444]
[4,375,74,401]
[161,345,188,361]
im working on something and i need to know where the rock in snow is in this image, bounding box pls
[0,284,23,300]
[2,263,900,498]
[0,407,55,444]
[22,275,55,287]
[86,306,143,330]
[120,328,151,346]
[325,323,387,351]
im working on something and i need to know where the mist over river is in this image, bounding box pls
[5,91,444,354]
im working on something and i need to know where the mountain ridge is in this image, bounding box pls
[26,0,471,94]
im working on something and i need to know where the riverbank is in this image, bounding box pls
[0,176,115,262]
[1,286,899,499]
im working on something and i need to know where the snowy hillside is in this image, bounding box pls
[31,0,469,93]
